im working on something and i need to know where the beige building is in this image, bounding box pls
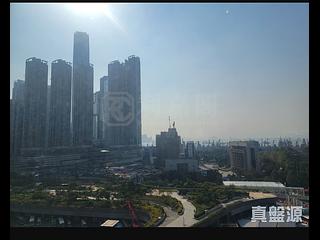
[229,141,260,173]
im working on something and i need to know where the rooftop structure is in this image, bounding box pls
[223,181,285,188]
[237,217,296,227]
[100,219,122,227]
[223,181,305,196]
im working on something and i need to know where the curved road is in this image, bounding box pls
[159,206,179,226]
[149,190,198,227]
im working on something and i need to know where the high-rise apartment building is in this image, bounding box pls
[11,80,25,157]
[185,141,195,159]
[72,31,94,146]
[45,85,51,148]
[97,76,109,141]
[93,91,100,141]
[10,99,13,160]
[23,57,48,149]
[48,59,72,147]
[229,141,260,173]
[106,56,141,146]
[100,75,109,96]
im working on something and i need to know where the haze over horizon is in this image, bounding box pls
[10,3,309,141]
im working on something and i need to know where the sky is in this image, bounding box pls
[10,3,309,141]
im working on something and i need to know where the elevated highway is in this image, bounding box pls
[192,197,277,227]
[10,204,150,223]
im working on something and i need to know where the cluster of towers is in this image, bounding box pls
[10,31,141,160]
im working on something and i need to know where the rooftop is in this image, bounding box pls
[101,219,120,227]
[223,181,285,188]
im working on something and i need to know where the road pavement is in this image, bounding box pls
[159,206,179,227]
[154,191,199,227]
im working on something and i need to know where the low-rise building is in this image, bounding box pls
[164,158,199,173]
[155,126,181,168]
[14,145,143,178]
[223,180,305,196]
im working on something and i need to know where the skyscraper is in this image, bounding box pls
[48,59,72,147]
[185,141,195,159]
[100,75,109,96]
[10,99,13,160]
[126,56,141,146]
[98,76,109,141]
[11,80,25,158]
[45,85,51,148]
[107,56,141,146]
[23,57,48,149]
[93,91,100,141]
[72,31,94,146]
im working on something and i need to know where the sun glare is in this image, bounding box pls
[65,3,125,33]
[66,3,113,18]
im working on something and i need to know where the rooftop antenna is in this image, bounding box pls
[169,116,171,128]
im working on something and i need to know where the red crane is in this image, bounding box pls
[127,201,140,227]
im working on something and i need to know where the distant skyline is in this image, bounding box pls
[10,3,309,140]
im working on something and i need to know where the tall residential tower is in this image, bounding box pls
[48,59,72,147]
[11,80,25,157]
[72,31,94,146]
[107,56,141,146]
[22,57,48,149]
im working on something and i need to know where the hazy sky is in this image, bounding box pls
[10,3,309,141]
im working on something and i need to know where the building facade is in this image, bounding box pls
[155,127,181,168]
[93,91,100,141]
[48,59,72,147]
[100,75,109,96]
[72,31,94,146]
[229,141,260,173]
[11,80,25,159]
[164,159,199,173]
[97,76,109,142]
[10,99,13,161]
[185,141,195,159]
[45,85,51,148]
[106,56,141,146]
[143,146,154,165]
[23,57,48,149]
